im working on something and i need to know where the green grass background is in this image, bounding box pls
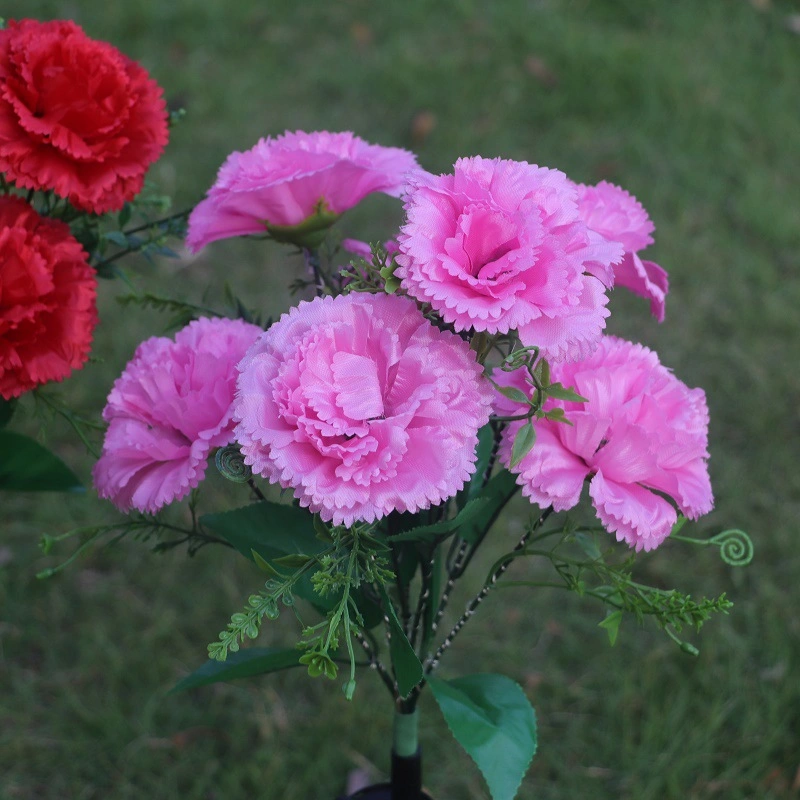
[1,1,799,798]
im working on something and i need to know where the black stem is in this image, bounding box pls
[123,208,192,235]
[354,630,397,699]
[430,539,469,634]
[425,507,553,674]
[247,478,267,503]
[303,247,327,296]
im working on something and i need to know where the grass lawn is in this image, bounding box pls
[1,1,799,798]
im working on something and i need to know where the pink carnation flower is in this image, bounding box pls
[497,336,713,551]
[233,293,493,526]
[186,131,419,252]
[395,156,623,362]
[575,181,668,322]
[93,317,263,514]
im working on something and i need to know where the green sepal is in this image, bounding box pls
[298,651,339,680]
[429,673,537,800]
[169,647,301,693]
[377,585,423,698]
[0,431,83,492]
[264,203,340,249]
[670,515,688,536]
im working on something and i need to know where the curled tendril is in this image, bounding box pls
[215,445,252,483]
[673,528,754,567]
[710,529,754,567]
[502,345,540,372]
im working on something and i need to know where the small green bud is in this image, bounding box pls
[342,679,357,700]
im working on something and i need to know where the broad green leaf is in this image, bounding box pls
[393,471,519,547]
[201,501,320,562]
[457,423,496,509]
[599,610,623,646]
[169,647,301,693]
[458,469,520,545]
[378,585,423,698]
[429,674,537,800]
[201,502,383,627]
[0,398,16,429]
[509,422,536,469]
[394,540,420,587]
[388,497,489,543]
[251,549,284,578]
[117,203,132,228]
[545,382,588,403]
[0,432,82,492]
[272,553,312,568]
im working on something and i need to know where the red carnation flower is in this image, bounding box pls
[0,19,169,214]
[0,196,97,399]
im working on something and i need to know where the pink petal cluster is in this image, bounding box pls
[575,181,668,321]
[186,131,419,252]
[395,156,623,362]
[497,336,713,551]
[93,317,263,513]
[233,293,493,526]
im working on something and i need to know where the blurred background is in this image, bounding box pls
[1,1,799,798]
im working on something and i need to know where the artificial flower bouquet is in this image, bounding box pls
[1,17,751,800]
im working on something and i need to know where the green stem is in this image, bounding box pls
[393,708,419,758]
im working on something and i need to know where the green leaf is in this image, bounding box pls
[169,647,301,693]
[0,432,82,492]
[117,204,132,228]
[496,385,530,405]
[378,585,423,698]
[272,553,312,568]
[388,497,489,543]
[429,674,537,800]
[545,382,588,403]
[458,469,520,545]
[542,407,572,425]
[201,502,383,627]
[201,501,322,563]
[574,532,602,561]
[103,230,129,248]
[250,549,284,578]
[598,610,623,646]
[457,423,495,509]
[0,398,16,429]
[509,422,536,469]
